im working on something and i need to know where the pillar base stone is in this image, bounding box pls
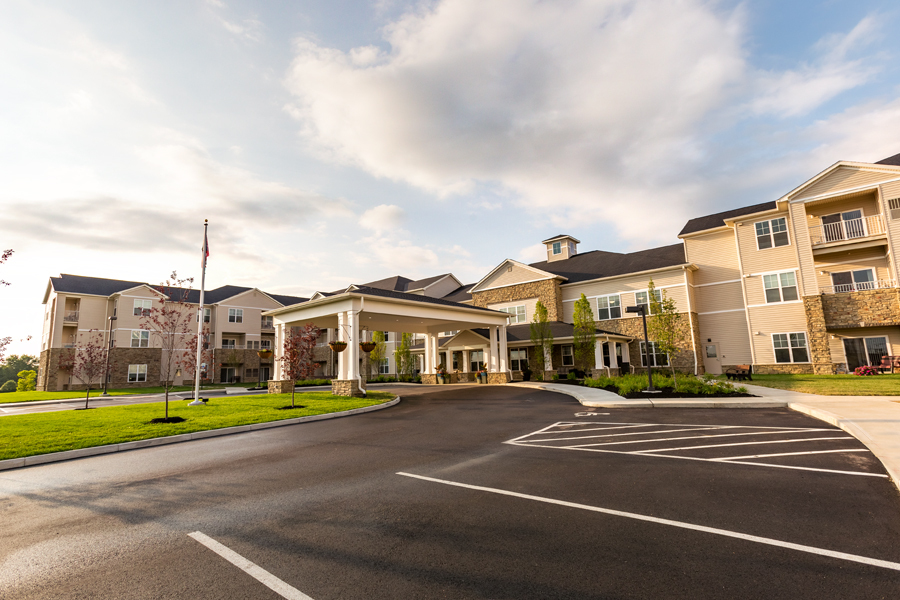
[487,372,510,384]
[332,379,366,397]
[268,380,293,394]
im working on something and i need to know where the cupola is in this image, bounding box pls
[542,234,580,262]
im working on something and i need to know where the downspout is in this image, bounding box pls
[357,296,366,396]
[682,266,699,376]
[604,334,611,377]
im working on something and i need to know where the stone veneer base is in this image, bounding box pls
[332,379,366,397]
[268,380,294,394]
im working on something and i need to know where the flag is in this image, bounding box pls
[201,227,209,271]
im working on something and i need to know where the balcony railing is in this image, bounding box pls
[820,279,897,294]
[63,310,79,322]
[809,214,886,246]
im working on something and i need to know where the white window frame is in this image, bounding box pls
[561,345,574,366]
[830,268,876,292]
[130,330,149,348]
[596,294,622,320]
[510,348,528,371]
[379,358,390,374]
[499,305,526,324]
[634,290,661,315]
[772,332,809,363]
[222,338,236,349]
[755,217,790,250]
[640,341,669,367]
[133,299,152,317]
[470,350,484,372]
[552,241,562,255]
[763,271,799,303]
[260,339,272,350]
[228,308,243,323]
[128,364,147,382]
[888,197,900,220]
[261,315,273,329]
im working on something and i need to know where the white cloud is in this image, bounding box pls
[517,243,546,264]
[359,204,406,232]
[205,0,264,43]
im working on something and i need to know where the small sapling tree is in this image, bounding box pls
[529,300,554,380]
[647,278,680,385]
[141,272,195,421]
[280,324,320,407]
[58,329,109,408]
[394,333,416,381]
[572,293,596,375]
[369,331,387,378]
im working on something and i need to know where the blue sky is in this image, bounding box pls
[3,0,900,355]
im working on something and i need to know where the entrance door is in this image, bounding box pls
[865,337,888,367]
[843,339,867,371]
[260,366,271,382]
[220,367,236,383]
[703,343,722,375]
[822,210,864,242]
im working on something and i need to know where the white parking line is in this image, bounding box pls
[188,531,314,600]
[716,448,869,461]
[397,472,900,572]
[569,429,832,448]
[634,436,853,454]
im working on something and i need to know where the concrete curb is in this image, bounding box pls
[0,390,232,409]
[0,396,401,472]
[508,382,786,408]
[789,402,900,486]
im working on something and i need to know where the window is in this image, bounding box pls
[510,348,528,371]
[261,315,273,329]
[552,241,562,255]
[634,290,661,314]
[133,299,152,316]
[222,338,236,349]
[561,345,574,366]
[830,269,875,293]
[755,217,789,249]
[130,330,149,348]
[228,308,243,323]
[821,209,865,242]
[773,332,809,363]
[640,341,669,367]
[889,198,900,220]
[249,340,260,350]
[470,350,484,372]
[261,339,271,350]
[597,294,621,320]
[499,305,526,324]
[128,364,147,382]
[379,358,390,374]
[763,271,799,303]
[197,308,210,323]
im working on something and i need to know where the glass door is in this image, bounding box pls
[865,337,888,368]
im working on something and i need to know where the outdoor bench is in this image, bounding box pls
[725,365,752,381]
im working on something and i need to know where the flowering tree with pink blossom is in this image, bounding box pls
[58,330,110,409]
[279,324,320,408]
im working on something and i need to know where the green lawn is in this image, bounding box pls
[728,373,900,396]
[0,383,259,404]
[0,391,394,460]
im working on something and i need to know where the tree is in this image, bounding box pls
[0,354,39,387]
[394,333,416,381]
[369,331,387,377]
[0,249,13,363]
[647,278,681,385]
[529,300,554,380]
[16,370,36,391]
[280,324,320,407]
[141,272,195,421]
[58,330,109,408]
[572,293,596,374]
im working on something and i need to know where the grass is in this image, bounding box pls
[584,373,746,396]
[730,373,900,396]
[0,382,259,404]
[0,391,394,461]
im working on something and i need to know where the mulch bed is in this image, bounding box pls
[149,416,187,424]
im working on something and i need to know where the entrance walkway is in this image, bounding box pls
[511,381,900,489]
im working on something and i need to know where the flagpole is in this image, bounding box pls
[190,220,209,406]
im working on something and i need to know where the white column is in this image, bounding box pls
[499,325,509,374]
[544,345,553,371]
[594,338,604,372]
[489,326,500,372]
[431,335,439,374]
[462,350,470,372]
[337,312,347,380]
[621,342,630,364]
[424,334,433,374]
[274,324,284,380]
[348,309,360,381]
[444,350,452,371]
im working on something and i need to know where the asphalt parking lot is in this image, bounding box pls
[2,385,899,599]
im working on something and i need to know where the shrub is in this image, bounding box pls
[567,372,577,380]
[584,375,616,389]
[854,365,879,376]
[16,370,36,392]
[552,373,559,380]
[0,380,15,393]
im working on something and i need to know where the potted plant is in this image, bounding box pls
[329,340,347,353]
[478,367,488,384]
[360,341,377,353]
[436,366,446,384]
[522,365,532,382]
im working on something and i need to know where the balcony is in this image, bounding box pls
[63,310,79,323]
[809,214,886,247]
[820,279,897,294]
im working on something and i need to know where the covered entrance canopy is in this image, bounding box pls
[263,286,513,395]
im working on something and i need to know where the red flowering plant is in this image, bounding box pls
[854,365,879,376]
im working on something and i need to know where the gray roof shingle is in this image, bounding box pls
[527,244,686,284]
[677,201,777,236]
[875,152,900,167]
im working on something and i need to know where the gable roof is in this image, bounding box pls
[876,152,900,166]
[441,283,475,303]
[542,234,581,244]
[356,273,459,294]
[350,285,498,312]
[528,244,687,284]
[678,201,778,237]
[470,259,563,293]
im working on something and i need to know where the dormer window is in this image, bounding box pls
[542,234,581,262]
[552,242,562,255]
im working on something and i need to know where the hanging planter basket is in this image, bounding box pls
[257,349,274,360]
[359,342,377,353]
[329,341,348,353]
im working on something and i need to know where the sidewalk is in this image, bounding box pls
[510,381,900,487]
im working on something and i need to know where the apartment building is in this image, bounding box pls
[38,275,306,391]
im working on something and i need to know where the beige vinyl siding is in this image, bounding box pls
[684,230,742,285]
[791,167,900,201]
[487,297,538,323]
[478,264,551,290]
[814,249,892,292]
[693,281,744,314]
[561,269,685,303]
[697,311,752,364]
[562,291,639,322]
[747,303,808,363]
[881,181,900,282]
[735,211,799,276]
[790,202,817,296]
[77,296,110,330]
[803,193,881,220]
